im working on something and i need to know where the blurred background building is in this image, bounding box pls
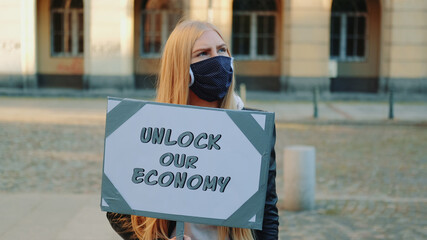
[0,0,426,93]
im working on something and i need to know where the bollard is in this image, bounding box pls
[389,88,394,120]
[283,146,316,211]
[313,87,319,119]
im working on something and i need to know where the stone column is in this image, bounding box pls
[189,0,209,21]
[380,0,427,94]
[283,0,331,93]
[83,0,91,89]
[86,0,134,89]
[280,0,291,92]
[0,0,37,88]
[20,0,38,89]
[211,0,232,45]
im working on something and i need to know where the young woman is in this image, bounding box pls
[107,20,278,240]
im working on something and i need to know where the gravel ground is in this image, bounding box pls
[2,117,426,197]
[275,123,427,199]
[0,97,426,239]
[0,98,106,193]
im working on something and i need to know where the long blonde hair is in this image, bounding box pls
[131,20,253,240]
[131,216,255,240]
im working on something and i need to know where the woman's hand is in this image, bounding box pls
[169,235,191,240]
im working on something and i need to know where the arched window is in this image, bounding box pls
[141,0,182,57]
[232,0,276,59]
[51,0,84,56]
[330,0,367,60]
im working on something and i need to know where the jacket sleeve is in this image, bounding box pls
[254,126,279,239]
[106,212,139,240]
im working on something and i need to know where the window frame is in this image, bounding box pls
[50,5,84,57]
[140,8,181,58]
[330,12,368,62]
[232,11,277,61]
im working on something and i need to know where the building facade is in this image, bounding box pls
[0,0,426,93]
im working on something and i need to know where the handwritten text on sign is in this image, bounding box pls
[132,127,231,192]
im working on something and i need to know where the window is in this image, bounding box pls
[141,0,182,57]
[330,0,367,61]
[51,0,84,56]
[232,0,276,59]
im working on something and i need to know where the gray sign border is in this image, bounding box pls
[101,97,275,230]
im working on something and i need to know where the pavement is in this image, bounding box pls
[1,88,426,123]
[0,194,118,240]
[0,94,426,240]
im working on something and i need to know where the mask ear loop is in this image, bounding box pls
[230,57,234,72]
[189,67,195,87]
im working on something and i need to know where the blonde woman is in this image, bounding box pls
[106,20,278,240]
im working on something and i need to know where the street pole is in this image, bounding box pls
[389,88,394,120]
[313,87,319,119]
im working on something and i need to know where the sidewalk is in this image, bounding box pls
[1,193,425,240]
[0,193,118,240]
[1,88,427,103]
[0,94,426,124]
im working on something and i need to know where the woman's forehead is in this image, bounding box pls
[193,30,225,49]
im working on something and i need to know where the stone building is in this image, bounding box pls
[0,0,426,93]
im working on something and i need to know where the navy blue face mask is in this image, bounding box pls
[189,56,233,102]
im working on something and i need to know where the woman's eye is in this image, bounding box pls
[218,48,227,53]
[197,51,208,57]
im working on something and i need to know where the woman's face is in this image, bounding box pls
[191,30,229,64]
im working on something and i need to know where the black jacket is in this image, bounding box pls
[106,109,279,239]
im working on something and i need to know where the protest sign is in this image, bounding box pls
[101,97,275,230]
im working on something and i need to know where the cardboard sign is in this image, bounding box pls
[101,97,275,230]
